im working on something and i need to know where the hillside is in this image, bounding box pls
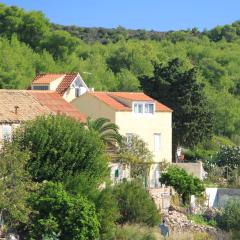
[0,3,239,144]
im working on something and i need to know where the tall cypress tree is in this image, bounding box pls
[140,58,213,158]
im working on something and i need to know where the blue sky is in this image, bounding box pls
[1,0,240,31]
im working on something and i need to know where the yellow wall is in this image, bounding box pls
[115,111,172,163]
[71,94,116,122]
[49,77,64,90]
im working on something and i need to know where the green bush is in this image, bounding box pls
[95,188,120,239]
[114,180,161,226]
[25,181,100,240]
[188,214,217,227]
[14,115,108,183]
[217,199,240,231]
[160,166,205,204]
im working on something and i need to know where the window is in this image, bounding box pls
[154,133,161,152]
[2,124,12,141]
[134,103,143,113]
[145,103,154,114]
[75,88,80,97]
[126,133,133,146]
[133,102,155,114]
[32,85,49,90]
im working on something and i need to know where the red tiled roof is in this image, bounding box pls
[88,92,172,112]
[56,73,78,96]
[29,91,86,122]
[89,92,130,111]
[32,74,65,84]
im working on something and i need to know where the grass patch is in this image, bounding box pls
[188,214,217,227]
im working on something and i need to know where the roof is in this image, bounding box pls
[88,92,172,112]
[0,90,85,123]
[32,74,65,84]
[56,73,78,96]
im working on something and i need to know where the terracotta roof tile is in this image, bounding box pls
[0,90,86,123]
[88,92,172,112]
[89,92,130,111]
[56,73,78,96]
[32,74,65,84]
[29,91,86,122]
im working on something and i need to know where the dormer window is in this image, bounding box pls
[32,85,49,90]
[133,102,155,114]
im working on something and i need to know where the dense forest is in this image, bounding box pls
[0,3,239,144]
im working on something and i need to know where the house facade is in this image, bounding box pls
[31,73,89,102]
[0,90,85,144]
[71,91,172,187]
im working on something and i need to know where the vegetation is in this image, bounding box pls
[0,143,33,227]
[86,117,122,145]
[119,135,153,179]
[114,180,161,226]
[14,115,109,183]
[24,181,100,240]
[140,59,213,151]
[188,214,217,227]
[217,199,240,232]
[160,166,205,204]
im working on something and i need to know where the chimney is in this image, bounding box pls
[14,106,19,114]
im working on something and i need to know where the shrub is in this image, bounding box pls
[14,115,108,183]
[160,166,205,204]
[95,188,120,239]
[217,199,240,231]
[25,181,100,240]
[114,180,161,226]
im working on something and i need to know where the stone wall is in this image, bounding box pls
[148,187,171,210]
[173,161,206,180]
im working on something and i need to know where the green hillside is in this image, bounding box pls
[0,3,239,143]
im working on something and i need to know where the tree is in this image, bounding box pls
[0,143,33,228]
[25,181,100,240]
[140,58,213,152]
[160,166,205,204]
[118,135,153,179]
[215,146,240,169]
[86,117,122,145]
[41,30,80,59]
[113,180,161,226]
[14,115,108,183]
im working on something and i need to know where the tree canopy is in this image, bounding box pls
[14,115,109,183]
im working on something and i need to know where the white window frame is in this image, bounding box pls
[2,124,12,141]
[132,101,155,115]
[154,133,161,152]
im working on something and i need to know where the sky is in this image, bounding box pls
[1,0,240,31]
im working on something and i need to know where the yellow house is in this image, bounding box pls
[71,91,172,187]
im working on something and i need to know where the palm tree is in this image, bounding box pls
[86,117,122,145]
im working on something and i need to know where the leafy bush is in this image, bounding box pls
[95,188,120,239]
[215,145,240,170]
[114,180,161,226]
[25,181,100,240]
[217,199,240,231]
[14,115,108,183]
[160,166,205,204]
